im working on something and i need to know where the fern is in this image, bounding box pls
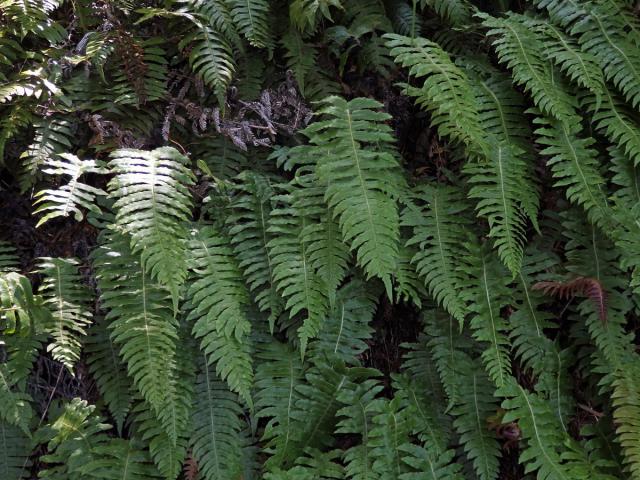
[402,184,470,325]
[0,242,19,272]
[186,223,253,404]
[385,33,488,155]
[19,116,74,192]
[290,0,342,32]
[92,229,186,445]
[227,0,272,49]
[190,356,244,480]
[281,29,318,95]
[268,189,329,355]
[108,147,195,308]
[33,154,107,227]
[37,257,93,373]
[85,318,132,433]
[418,0,473,27]
[0,421,31,480]
[301,96,403,296]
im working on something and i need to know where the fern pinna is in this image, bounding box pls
[3,0,640,479]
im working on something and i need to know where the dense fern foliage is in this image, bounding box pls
[3,0,640,479]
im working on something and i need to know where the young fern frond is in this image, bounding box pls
[302,96,403,296]
[108,147,195,309]
[34,154,107,227]
[37,257,93,373]
[186,224,253,405]
[402,184,470,326]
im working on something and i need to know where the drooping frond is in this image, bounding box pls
[108,147,195,308]
[402,184,470,325]
[227,172,283,327]
[480,13,578,123]
[227,0,272,49]
[301,96,403,295]
[92,229,185,444]
[268,189,329,355]
[85,318,133,433]
[187,223,253,404]
[190,356,244,480]
[459,243,513,387]
[33,154,107,227]
[37,257,93,373]
[385,33,488,155]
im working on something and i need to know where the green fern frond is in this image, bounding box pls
[228,172,283,327]
[465,141,532,276]
[582,87,640,168]
[290,0,342,32]
[385,33,488,155]
[0,421,31,480]
[179,24,235,100]
[418,0,473,26]
[459,244,513,387]
[33,154,107,227]
[19,116,74,192]
[0,242,19,272]
[227,0,272,49]
[402,184,470,325]
[92,229,185,445]
[187,223,253,404]
[255,340,305,469]
[108,147,195,308]
[532,115,611,228]
[79,438,163,479]
[530,19,606,102]
[369,395,413,478]
[37,257,93,373]
[190,356,244,480]
[499,379,573,480]
[39,398,111,478]
[281,29,318,95]
[335,378,384,480]
[480,13,578,123]
[400,444,464,479]
[309,279,378,365]
[302,96,403,296]
[85,318,132,434]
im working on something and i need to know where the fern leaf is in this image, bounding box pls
[402,184,470,325]
[302,96,403,296]
[0,421,31,480]
[38,257,93,373]
[418,0,472,26]
[187,223,253,404]
[480,13,578,123]
[34,154,107,227]
[179,24,235,100]
[85,318,133,433]
[582,87,640,168]
[227,0,272,49]
[459,244,513,387]
[290,0,342,32]
[108,147,194,309]
[465,141,531,275]
[268,189,329,355]
[92,229,185,445]
[369,396,413,478]
[400,445,465,479]
[79,438,163,479]
[533,115,611,228]
[281,29,317,95]
[19,116,74,192]
[335,379,385,480]
[385,33,488,155]
[0,242,19,272]
[228,172,283,328]
[191,356,245,480]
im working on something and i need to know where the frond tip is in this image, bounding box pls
[533,276,607,322]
